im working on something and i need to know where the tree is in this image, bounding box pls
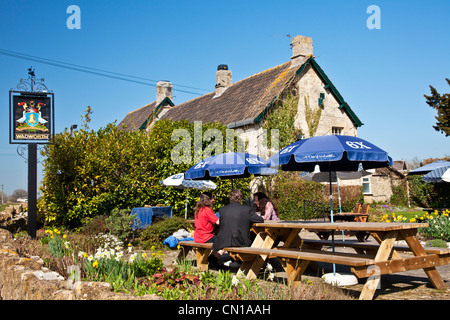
[424,78,450,136]
[10,189,27,202]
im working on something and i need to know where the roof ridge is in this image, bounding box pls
[229,60,292,88]
[125,101,156,115]
[171,60,293,109]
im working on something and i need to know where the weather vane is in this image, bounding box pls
[12,66,51,93]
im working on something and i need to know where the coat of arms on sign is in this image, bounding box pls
[15,99,49,132]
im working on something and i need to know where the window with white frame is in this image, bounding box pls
[362,177,371,194]
[332,127,343,135]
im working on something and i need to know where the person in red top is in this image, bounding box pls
[194,193,219,243]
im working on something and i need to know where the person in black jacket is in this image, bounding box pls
[212,189,264,255]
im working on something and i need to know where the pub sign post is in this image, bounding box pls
[9,68,55,238]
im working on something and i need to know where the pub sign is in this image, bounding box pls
[9,91,55,144]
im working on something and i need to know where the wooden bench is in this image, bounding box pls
[302,239,450,256]
[177,241,213,271]
[224,246,374,283]
[333,203,370,222]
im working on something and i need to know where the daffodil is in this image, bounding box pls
[231,275,239,286]
[92,260,99,268]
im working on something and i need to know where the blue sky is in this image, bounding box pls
[0,0,449,196]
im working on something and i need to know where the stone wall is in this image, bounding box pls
[295,64,357,138]
[0,228,161,300]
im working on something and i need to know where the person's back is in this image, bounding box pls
[212,189,263,252]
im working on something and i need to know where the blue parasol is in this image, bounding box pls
[422,165,450,183]
[185,152,277,180]
[269,135,392,277]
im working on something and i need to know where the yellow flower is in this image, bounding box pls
[92,260,99,268]
[409,218,416,223]
[142,253,147,258]
[386,219,391,223]
[63,234,67,239]
[150,245,156,251]
[177,244,181,250]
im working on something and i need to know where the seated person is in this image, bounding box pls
[253,192,280,221]
[194,193,219,243]
[212,189,264,255]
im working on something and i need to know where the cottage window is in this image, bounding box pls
[332,127,343,135]
[362,177,371,194]
[318,93,325,108]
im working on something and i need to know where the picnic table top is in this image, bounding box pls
[252,221,428,232]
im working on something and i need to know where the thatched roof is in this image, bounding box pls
[117,101,157,132]
[161,60,297,126]
[118,56,362,130]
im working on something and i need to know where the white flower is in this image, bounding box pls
[236,269,246,278]
[266,263,273,272]
[268,273,275,281]
[88,255,93,261]
[129,253,137,262]
[231,275,239,286]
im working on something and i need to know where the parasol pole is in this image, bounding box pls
[329,170,336,276]
[185,188,189,219]
[336,176,345,242]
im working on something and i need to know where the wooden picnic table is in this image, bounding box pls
[230,221,449,300]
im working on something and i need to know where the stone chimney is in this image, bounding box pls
[291,35,313,66]
[215,64,232,97]
[156,80,173,105]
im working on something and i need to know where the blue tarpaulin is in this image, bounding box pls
[131,206,172,230]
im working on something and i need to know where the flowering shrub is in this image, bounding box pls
[419,211,450,242]
[77,240,164,290]
[381,209,450,242]
[39,229,165,292]
[41,228,71,259]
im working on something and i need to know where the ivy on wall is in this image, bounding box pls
[304,95,322,137]
[262,93,300,151]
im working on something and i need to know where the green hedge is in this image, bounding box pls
[257,172,364,220]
